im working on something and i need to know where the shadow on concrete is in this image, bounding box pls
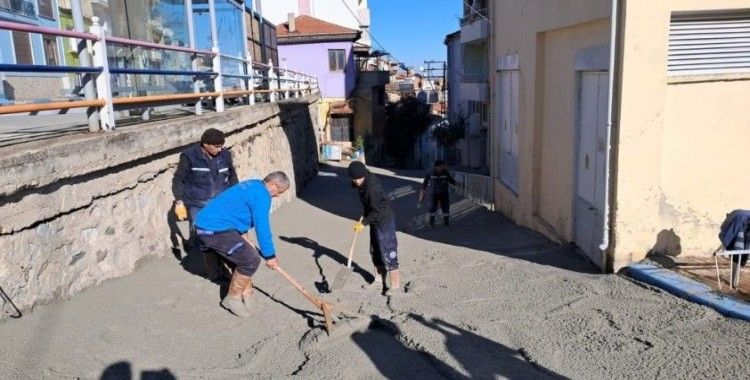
[300,164,598,274]
[351,315,564,379]
[254,286,323,331]
[279,236,375,293]
[100,361,175,380]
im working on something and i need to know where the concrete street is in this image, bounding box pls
[0,165,747,379]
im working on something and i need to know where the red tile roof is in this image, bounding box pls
[329,101,353,115]
[277,15,359,38]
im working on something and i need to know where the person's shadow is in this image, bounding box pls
[100,361,175,380]
[409,313,565,379]
[280,236,375,293]
[351,317,464,378]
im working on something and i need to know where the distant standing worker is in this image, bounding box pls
[420,160,457,227]
[348,161,401,296]
[172,128,238,280]
[195,172,290,317]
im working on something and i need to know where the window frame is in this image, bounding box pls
[12,31,34,65]
[42,35,59,65]
[328,49,346,72]
[38,0,54,20]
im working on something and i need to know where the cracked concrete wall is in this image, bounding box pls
[0,96,322,318]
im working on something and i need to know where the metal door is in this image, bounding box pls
[498,70,518,192]
[574,71,608,269]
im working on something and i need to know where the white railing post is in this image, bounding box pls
[212,47,224,112]
[269,59,277,103]
[282,65,290,99]
[90,17,115,131]
[208,0,224,112]
[295,72,301,98]
[247,51,255,105]
[71,0,99,131]
[185,0,202,115]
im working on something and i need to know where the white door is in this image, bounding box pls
[498,70,519,192]
[574,72,608,269]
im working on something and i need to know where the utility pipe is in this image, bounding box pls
[600,0,621,268]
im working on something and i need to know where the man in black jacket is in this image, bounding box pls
[420,159,457,227]
[348,161,401,295]
[172,128,239,280]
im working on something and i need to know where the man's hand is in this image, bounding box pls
[174,202,188,221]
[353,220,365,233]
[266,258,280,270]
[418,190,425,202]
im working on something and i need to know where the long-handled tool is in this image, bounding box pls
[274,265,358,335]
[332,217,364,291]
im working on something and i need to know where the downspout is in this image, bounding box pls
[600,0,620,268]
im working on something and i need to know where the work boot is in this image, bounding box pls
[443,216,450,226]
[221,272,252,318]
[429,216,435,227]
[384,270,401,296]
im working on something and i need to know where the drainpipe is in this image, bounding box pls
[600,0,620,268]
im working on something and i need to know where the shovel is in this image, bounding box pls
[332,217,364,291]
[273,265,358,335]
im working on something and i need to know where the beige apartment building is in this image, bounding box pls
[488,0,750,271]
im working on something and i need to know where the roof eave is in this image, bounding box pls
[277,32,360,44]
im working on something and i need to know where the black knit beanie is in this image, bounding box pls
[201,128,225,145]
[348,161,368,179]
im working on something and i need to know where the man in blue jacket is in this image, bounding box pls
[172,128,238,280]
[195,172,290,317]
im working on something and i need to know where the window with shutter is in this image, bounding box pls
[669,12,750,76]
[12,32,33,65]
[38,0,54,19]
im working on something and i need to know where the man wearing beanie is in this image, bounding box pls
[348,161,401,296]
[172,128,238,281]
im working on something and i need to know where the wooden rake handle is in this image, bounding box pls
[274,265,325,309]
[347,216,365,268]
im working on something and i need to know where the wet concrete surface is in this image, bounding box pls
[0,165,748,379]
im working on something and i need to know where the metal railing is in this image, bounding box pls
[460,7,489,25]
[0,18,319,132]
[452,170,495,210]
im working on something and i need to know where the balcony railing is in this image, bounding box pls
[0,18,320,134]
[461,7,488,25]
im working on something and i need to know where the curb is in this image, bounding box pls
[627,263,750,322]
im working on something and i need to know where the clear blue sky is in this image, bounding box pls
[369,0,463,69]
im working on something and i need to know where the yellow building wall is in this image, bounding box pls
[658,80,750,256]
[537,20,611,239]
[613,0,750,270]
[490,0,611,242]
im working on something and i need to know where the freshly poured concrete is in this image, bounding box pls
[0,166,747,379]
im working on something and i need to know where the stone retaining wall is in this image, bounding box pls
[0,97,321,318]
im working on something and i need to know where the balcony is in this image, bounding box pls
[460,8,489,43]
[460,7,488,25]
[357,8,370,27]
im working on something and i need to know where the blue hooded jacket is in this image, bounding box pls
[195,180,276,259]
